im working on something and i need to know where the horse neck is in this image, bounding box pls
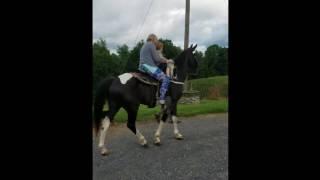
[175,68,187,82]
[174,53,188,82]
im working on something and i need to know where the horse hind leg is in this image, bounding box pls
[154,106,170,145]
[98,115,111,155]
[98,104,120,156]
[154,120,164,145]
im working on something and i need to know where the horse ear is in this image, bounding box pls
[192,44,197,51]
[189,44,193,49]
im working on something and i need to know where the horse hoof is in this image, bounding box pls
[100,148,110,156]
[142,143,149,148]
[154,139,161,146]
[175,133,184,140]
[139,138,148,147]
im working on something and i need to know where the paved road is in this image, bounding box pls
[93,113,228,180]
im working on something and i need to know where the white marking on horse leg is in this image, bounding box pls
[172,116,179,134]
[172,116,183,139]
[154,121,164,144]
[136,129,147,146]
[155,121,164,137]
[98,117,110,154]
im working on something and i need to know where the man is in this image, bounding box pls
[138,34,173,105]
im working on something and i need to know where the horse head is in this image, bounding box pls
[186,44,198,75]
[173,44,198,81]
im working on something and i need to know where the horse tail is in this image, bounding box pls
[93,77,115,136]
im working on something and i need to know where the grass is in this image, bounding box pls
[104,99,228,123]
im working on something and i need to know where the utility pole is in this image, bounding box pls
[184,0,190,50]
[184,0,190,91]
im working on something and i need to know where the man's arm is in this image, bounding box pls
[150,44,166,63]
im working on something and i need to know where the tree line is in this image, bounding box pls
[93,38,228,92]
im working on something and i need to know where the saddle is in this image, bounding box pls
[131,70,159,86]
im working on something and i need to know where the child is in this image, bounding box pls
[156,42,176,79]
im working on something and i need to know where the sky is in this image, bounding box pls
[93,0,228,53]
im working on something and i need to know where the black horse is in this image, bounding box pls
[93,44,198,155]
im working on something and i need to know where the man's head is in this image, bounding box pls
[147,34,158,45]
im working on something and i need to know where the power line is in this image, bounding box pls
[133,0,155,46]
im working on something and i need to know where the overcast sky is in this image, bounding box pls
[93,0,228,53]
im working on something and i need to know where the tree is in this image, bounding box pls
[92,37,228,93]
[116,44,130,73]
[125,40,144,72]
[193,50,206,79]
[93,39,115,92]
[202,44,228,77]
[158,39,182,60]
[110,53,123,75]
[214,47,228,75]
[204,44,220,76]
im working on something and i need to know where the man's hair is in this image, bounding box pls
[147,34,158,42]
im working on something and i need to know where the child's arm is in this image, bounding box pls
[158,51,174,64]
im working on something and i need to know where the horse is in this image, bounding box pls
[93,44,198,155]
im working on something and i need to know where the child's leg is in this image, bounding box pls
[166,66,171,77]
[170,65,174,78]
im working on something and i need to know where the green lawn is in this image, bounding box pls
[104,99,228,123]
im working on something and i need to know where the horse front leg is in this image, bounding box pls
[125,104,148,147]
[171,101,183,140]
[172,115,183,140]
[136,129,148,147]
